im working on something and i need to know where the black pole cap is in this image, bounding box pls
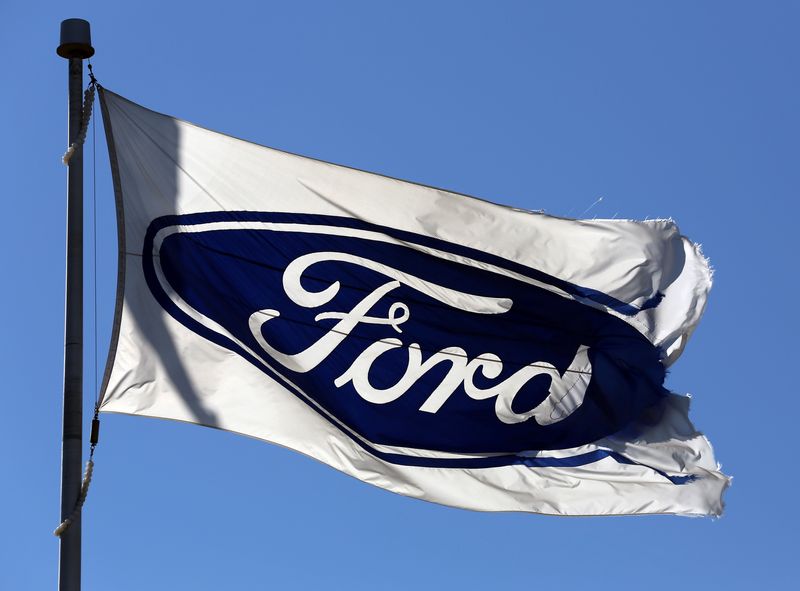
[57,18,95,59]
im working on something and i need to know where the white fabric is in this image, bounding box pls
[99,89,728,516]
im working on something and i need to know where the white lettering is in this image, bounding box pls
[466,345,592,425]
[248,252,592,424]
[336,342,469,406]
[249,280,402,373]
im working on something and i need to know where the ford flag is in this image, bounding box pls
[98,88,729,516]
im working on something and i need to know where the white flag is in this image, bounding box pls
[98,88,729,516]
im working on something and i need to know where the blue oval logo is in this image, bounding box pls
[143,212,666,458]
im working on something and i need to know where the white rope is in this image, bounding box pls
[55,70,100,539]
[53,459,94,537]
[61,84,95,166]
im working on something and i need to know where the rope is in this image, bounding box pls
[53,454,95,537]
[61,82,95,166]
[55,64,102,538]
[54,406,100,537]
[54,403,101,537]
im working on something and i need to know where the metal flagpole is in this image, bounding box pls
[56,18,94,591]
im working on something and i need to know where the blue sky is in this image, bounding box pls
[2,1,798,589]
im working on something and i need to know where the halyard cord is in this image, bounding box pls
[61,84,95,166]
[54,403,100,536]
[55,68,101,538]
[53,457,94,537]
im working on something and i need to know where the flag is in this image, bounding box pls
[98,88,729,516]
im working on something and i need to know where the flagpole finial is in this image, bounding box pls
[57,19,94,59]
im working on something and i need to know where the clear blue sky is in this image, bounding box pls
[2,1,797,589]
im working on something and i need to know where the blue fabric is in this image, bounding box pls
[144,212,668,466]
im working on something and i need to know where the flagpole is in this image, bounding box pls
[56,18,94,591]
